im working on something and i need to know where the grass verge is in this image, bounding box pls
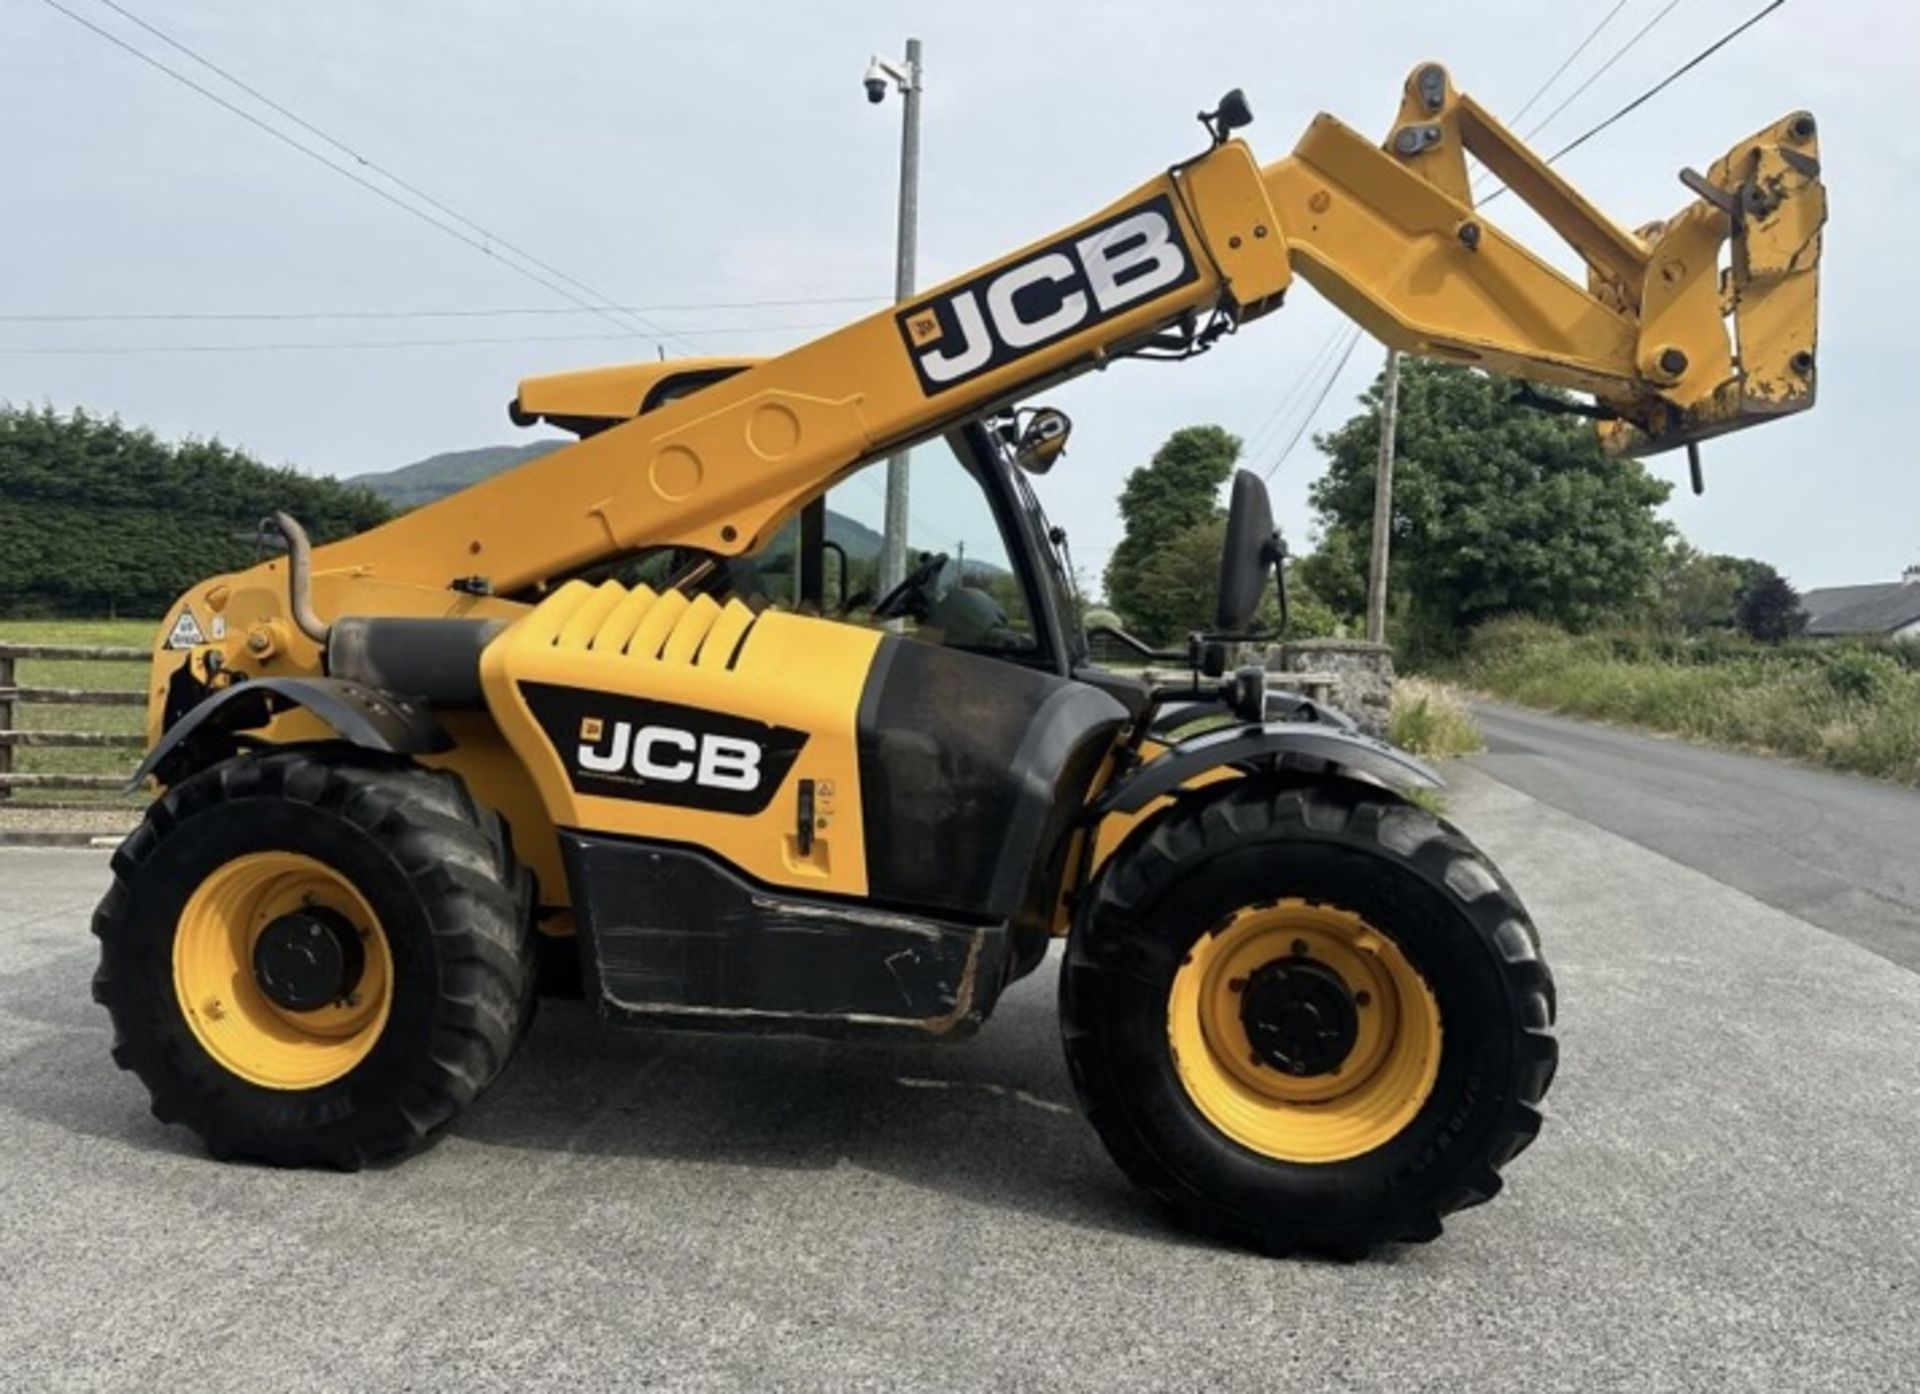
[1388,677,1484,761]
[1447,617,1920,786]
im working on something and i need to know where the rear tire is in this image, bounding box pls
[93,748,536,1168]
[1061,777,1556,1255]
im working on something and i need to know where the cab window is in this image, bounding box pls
[732,439,1040,656]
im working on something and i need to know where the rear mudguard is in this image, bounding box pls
[1149,686,1360,740]
[1089,720,1440,819]
[128,676,451,790]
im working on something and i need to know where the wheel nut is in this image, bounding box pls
[1355,990,1372,1007]
[1291,939,1309,956]
[1228,977,1247,993]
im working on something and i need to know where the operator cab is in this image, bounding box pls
[510,357,1086,675]
[717,415,1083,673]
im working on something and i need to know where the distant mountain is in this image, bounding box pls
[823,511,885,561]
[351,441,565,510]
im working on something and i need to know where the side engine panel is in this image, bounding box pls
[482,579,1127,1031]
[482,580,881,897]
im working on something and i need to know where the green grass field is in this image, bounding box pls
[0,618,155,805]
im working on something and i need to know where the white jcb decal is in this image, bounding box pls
[164,608,207,650]
[578,722,764,792]
[899,194,1196,394]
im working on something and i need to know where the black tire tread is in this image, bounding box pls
[92,746,536,1168]
[1061,776,1557,1256]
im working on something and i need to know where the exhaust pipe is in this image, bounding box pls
[268,510,331,646]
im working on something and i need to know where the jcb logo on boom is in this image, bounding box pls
[897,193,1199,394]
[577,716,762,793]
[520,683,808,816]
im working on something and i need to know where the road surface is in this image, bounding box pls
[3,767,1917,1390]
[1472,701,1920,973]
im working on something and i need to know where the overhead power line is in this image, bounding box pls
[1241,323,1345,461]
[0,321,841,356]
[1500,1,1631,130]
[1472,0,1684,195]
[0,295,886,325]
[36,0,699,352]
[1480,0,1791,204]
[1537,0,1791,166]
[1260,326,1364,481]
[1517,0,1686,144]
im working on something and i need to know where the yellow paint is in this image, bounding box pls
[172,852,392,1090]
[1050,742,1237,935]
[1166,900,1442,1163]
[515,357,756,423]
[135,65,1825,938]
[480,580,880,896]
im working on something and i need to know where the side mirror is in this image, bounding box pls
[1216,469,1282,631]
[1013,408,1071,474]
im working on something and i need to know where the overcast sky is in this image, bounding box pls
[4,0,1913,590]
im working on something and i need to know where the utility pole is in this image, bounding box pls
[866,39,922,593]
[1365,347,1400,645]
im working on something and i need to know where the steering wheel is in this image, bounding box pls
[871,551,949,621]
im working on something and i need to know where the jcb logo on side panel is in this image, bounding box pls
[578,719,763,792]
[520,682,807,816]
[896,193,1198,395]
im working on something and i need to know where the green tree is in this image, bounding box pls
[1103,425,1240,642]
[1660,544,1776,633]
[1301,359,1672,648]
[1734,567,1805,643]
[0,404,391,617]
[1128,515,1340,642]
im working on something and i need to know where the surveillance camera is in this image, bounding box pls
[864,58,890,104]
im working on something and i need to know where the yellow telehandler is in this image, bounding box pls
[94,65,1823,1253]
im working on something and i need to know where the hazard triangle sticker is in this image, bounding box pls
[165,608,207,649]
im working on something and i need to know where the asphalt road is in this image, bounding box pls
[4,767,1918,1390]
[1472,702,1920,973]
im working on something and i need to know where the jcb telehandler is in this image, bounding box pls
[94,66,1824,1253]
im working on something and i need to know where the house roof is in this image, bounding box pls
[1802,582,1920,637]
[1801,582,1900,625]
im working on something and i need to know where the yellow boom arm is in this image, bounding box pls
[249,63,1829,611]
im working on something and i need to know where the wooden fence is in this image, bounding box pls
[0,643,147,800]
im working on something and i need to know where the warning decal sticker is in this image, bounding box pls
[165,608,207,649]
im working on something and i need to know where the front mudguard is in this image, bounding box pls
[128,676,451,791]
[1089,720,1440,819]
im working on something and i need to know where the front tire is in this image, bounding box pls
[92,748,535,1168]
[1061,777,1556,1254]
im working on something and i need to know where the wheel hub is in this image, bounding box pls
[252,906,365,1013]
[1239,957,1359,1076]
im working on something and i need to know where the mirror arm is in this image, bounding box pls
[1086,623,1187,664]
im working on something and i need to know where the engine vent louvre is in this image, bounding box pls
[525,579,757,668]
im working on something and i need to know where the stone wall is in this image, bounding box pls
[1265,639,1396,737]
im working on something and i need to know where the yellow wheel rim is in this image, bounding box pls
[1167,899,1441,1163]
[172,852,393,1091]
